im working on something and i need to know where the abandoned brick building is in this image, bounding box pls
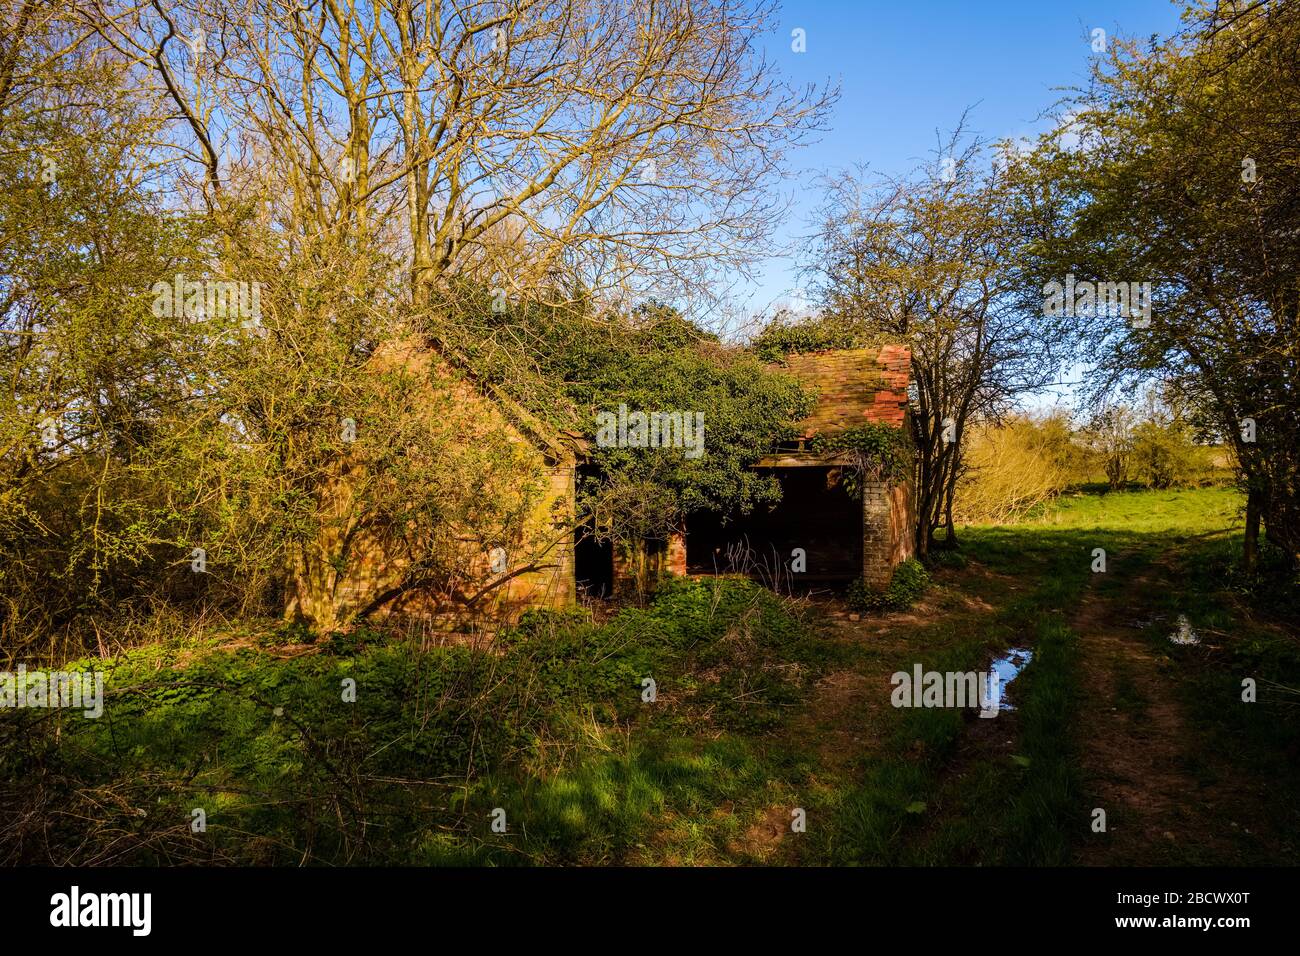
[357,342,915,628]
[320,339,583,630]
[576,345,917,599]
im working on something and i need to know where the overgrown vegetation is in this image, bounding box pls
[0,506,1059,868]
[4,485,1294,867]
[846,559,930,613]
[809,423,913,489]
[4,0,1300,872]
[749,312,884,362]
[439,298,815,545]
[0,577,831,864]
[955,400,1233,524]
[0,0,834,644]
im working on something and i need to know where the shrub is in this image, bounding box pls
[954,417,1071,524]
[846,559,930,612]
[1130,417,1200,489]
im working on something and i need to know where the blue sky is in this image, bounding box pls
[735,0,1188,320]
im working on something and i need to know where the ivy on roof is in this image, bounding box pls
[750,313,897,363]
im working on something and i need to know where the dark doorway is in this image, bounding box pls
[575,520,614,598]
[686,467,862,585]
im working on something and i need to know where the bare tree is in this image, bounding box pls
[57,0,833,630]
[87,0,833,310]
[802,128,1058,557]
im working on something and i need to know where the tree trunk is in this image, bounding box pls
[942,482,958,549]
[285,548,346,634]
[1243,485,1260,574]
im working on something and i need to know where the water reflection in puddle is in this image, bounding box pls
[985,648,1033,712]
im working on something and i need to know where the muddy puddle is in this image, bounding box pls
[985,647,1033,712]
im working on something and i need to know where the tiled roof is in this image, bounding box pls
[778,345,910,437]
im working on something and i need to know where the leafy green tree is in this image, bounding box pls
[1009,0,1300,566]
[1130,391,1201,490]
[1084,406,1136,492]
[0,20,219,654]
[1130,419,1198,490]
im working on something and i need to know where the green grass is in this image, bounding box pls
[998,485,1300,863]
[1030,484,1244,534]
[818,519,1090,866]
[0,576,842,865]
[3,485,1294,866]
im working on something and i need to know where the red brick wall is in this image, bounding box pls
[869,345,911,427]
[666,529,687,576]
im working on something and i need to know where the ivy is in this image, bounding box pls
[809,423,912,491]
[750,314,887,362]
[435,294,816,542]
[847,559,930,611]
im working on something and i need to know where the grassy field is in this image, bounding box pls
[2,486,1296,865]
